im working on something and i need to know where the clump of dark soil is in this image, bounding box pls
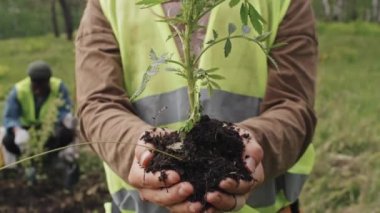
[142,115,252,207]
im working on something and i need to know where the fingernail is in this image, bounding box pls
[208,192,221,202]
[245,157,256,173]
[220,178,234,188]
[140,151,152,166]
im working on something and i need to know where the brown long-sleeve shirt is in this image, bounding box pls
[75,0,318,181]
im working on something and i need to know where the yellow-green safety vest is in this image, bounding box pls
[15,77,62,126]
[99,0,315,212]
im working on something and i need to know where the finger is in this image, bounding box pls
[244,156,256,174]
[128,158,180,189]
[136,128,171,167]
[244,139,263,162]
[168,201,203,213]
[135,138,155,167]
[243,142,263,172]
[139,182,193,206]
[252,163,265,185]
[205,207,223,213]
[219,178,254,194]
[206,191,237,211]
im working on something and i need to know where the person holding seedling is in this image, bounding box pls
[76,0,317,212]
[0,60,79,187]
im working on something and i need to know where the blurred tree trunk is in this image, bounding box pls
[50,0,73,40]
[51,0,60,37]
[347,0,358,20]
[373,0,380,22]
[59,0,73,40]
[332,0,345,21]
[322,0,332,20]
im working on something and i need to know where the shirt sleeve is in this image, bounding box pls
[3,87,22,129]
[57,82,73,122]
[75,0,151,181]
[239,0,318,179]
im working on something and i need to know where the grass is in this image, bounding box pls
[301,22,380,212]
[0,34,76,103]
[0,22,379,212]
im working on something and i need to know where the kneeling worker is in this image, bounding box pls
[0,60,79,187]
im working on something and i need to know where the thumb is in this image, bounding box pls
[135,131,155,168]
[135,128,171,167]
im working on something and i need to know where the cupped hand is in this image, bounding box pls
[128,128,203,213]
[205,126,264,212]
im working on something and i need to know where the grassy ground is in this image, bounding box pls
[301,22,380,212]
[0,35,76,109]
[0,22,379,212]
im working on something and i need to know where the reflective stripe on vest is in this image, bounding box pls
[133,87,261,125]
[15,77,62,126]
[99,0,315,212]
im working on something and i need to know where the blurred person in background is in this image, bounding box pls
[0,60,79,188]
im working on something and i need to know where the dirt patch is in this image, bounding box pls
[143,115,252,208]
[0,170,110,212]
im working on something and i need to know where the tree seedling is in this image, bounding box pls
[132,0,274,133]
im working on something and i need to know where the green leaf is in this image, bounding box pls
[166,35,174,41]
[229,0,240,8]
[267,55,279,71]
[210,80,221,90]
[248,4,263,34]
[207,84,213,96]
[149,49,158,61]
[201,80,209,86]
[166,67,180,72]
[157,17,186,25]
[130,74,151,101]
[206,68,219,73]
[146,65,159,76]
[224,38,232,57]
[208,74,225,80]
[228,23,237,35]
[248,3,266,23]
[255,31,271,42]
[271,42,287,49]
[206,39,215,44]
[240,3,248,26]
[175,72,187,79]
[213,29,218,40]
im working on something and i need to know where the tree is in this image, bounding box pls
[322,0,332,20]
[372,0,380,22]
[332,0,345,21]
[50,0,73,40]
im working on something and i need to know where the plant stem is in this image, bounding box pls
[183,0,200,125]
